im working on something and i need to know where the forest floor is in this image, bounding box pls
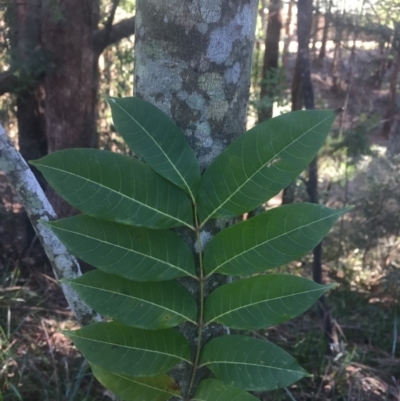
[1,43,400,401]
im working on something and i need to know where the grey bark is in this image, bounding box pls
[134,0,258,398]
[0,124,101,327]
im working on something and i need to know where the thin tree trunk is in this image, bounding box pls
[382,23,400,139]
[311,0,320,56]
[318,0,332,61]
[134,1,258,398]
[41,0,100,216]
[258,0,282,122]
[294,0,340,355]
[331,12,344,93]
[0,125,101,326]
[282,0,294,68]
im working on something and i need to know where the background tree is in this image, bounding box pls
[258,0,283,122]
[0,0,136,217]
[291,0,340,354]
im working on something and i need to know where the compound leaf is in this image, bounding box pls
[31,149,193,230]
[204,203,348,276]
[91,364,180,401]
[200,335,307,391]
[108,96,200,200]
[63,322,191,377]
[204,274,333,329]
[66,270,198,329]
[45,215,196,281]
[197,110,337,223]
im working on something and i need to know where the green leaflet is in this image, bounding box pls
[204,274,333,329]
[203,203,349,276]
[66,270,198,329]
[108,96,200,200]
[63,322,191,377]
[199,335,307,391]
[193,379,259,401]
[196,110,337,224]
[91,364,180,401]
[45,215,196,281]
[31,149,193,230]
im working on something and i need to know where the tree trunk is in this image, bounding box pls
[382,23,400,139]
[41,0,100,216]
[311,0,320,56]
[258,0,282,122]
[7,0,47,166]
[282,0,314,204]
[293,0,339,355]
[134,1,258,397]
[291,0,314,112]
[282,0,294,68]
[318,0,332,61]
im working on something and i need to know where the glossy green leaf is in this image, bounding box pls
[204,274,333,329]
[108,96,200,200]
[197,110,338,223]
[91,364,180,401]
[204,203,348,276]
[31,149,193,229]
[200,335,307,391]
[63,322,191,377]
[45,215,196,281]
[193,379,259,401]
[65,270,198,329]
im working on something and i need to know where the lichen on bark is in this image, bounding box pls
[134,1,258,398]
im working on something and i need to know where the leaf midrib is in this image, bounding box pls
[68,334,192,363]
[112,99,196,202]
[207,210,342,275]
[202,113,334,224]
[207,287,325,323]
[37,163,193,229]
[71,281,197,324]
[200,360,303,373]
[112,372,182,397]
[50,224,196,278]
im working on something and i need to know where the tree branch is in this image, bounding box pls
[0,124,101,327]
[93,16,135,55]
[101,0,120,52]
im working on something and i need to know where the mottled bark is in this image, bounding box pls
[41,0,100,216]
[0,125,100,326]
[258,0,282,122]
[134,1,258,397]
